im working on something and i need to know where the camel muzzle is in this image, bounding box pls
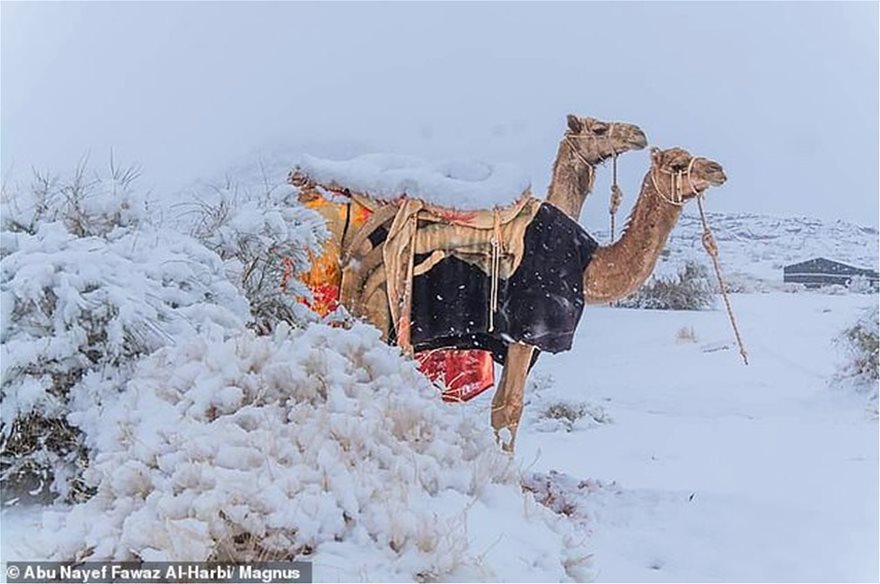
[691,158,727,188]
[628,129,649,150]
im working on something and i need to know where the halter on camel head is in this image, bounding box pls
[649,146,727,206]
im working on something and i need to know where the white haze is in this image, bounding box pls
[2,2,878,233]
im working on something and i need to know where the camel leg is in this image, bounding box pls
[491,342,535,453]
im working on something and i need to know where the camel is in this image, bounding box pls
[489,146,727,449]
[295,115,648,340]
[288,117,727,452]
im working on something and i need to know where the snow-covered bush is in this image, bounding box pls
[720,271,771,294]
[675,326,698,344]
[818,283,849,296]
[1,165,251,501]
[522,471,611,523]
[847,275,878,295]
[781,282,806,294]
[833,306,879,400]
[1,161,148,238]
[616,261,715,310]
[40,323,590,581]
[181,175,328,333]
[535,401,611,433]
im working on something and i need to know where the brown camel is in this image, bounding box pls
[489,147,727,449]
[546,114,648,220]
[290,121,727,453]
[291,113,647,338]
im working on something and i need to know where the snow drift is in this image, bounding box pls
[40,322,589,581]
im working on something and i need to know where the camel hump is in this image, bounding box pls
[290,153,531,212]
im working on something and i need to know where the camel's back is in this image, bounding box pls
[292,153,531,211]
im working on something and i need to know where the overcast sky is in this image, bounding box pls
[2,2,878,231]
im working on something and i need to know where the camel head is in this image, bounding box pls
[565,114,648,163]
[649,147,727,203]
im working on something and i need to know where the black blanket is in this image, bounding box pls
[409,203,598,364]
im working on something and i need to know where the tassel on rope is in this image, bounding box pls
[696,194,749,365]
[609,153,623,241]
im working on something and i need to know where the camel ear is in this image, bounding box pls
[566,114,583,133]
[650,147,663,165]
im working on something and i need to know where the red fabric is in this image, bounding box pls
[416,348,495,402]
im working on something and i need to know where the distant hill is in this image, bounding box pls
[592,211,879,287]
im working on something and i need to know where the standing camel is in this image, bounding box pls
[290,119,726,451]
[489,146,727,449]
[289,114,645,392]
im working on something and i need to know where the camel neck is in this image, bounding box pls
[583,170,683,304]
[546,138,597,221]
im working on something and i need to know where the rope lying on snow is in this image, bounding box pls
[684,158,749,366]
[653,155,749,366]
[696,195,749,365]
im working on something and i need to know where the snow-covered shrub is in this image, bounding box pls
[847,275,878,294]
[181,175,328,333]
[721,271,771,294]
[535,401,611,433]
[616,261,715,310]
[1,165,251,502]
[522,471,612,523]
[2,160,149,238]
[833,306,879,401]
[538,402,587,431]
[40,323,590,581]
[818,283,849,296]
[675,326,698,344]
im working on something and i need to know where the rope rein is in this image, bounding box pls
[564,125,623,242]
[564,136,596,190]
[684,166,749,366]
[649,156,749,365]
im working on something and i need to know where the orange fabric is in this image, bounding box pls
[286,194,495,401]
[290,197,372,316]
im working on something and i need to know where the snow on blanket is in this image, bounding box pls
[34,322,589,582]
[296,153,531,209]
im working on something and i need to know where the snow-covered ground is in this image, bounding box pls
[3,290,876,581]
[506,292,877,582]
